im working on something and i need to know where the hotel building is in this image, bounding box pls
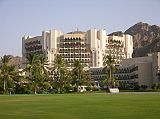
[115,52,160,88]
[22,28,133,68]
[22,28,160,89]
[106,34,133,64]
[90,52,160,89]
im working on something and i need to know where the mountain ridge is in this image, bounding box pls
[109,22,160,57]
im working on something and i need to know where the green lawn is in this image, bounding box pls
[0,93,160,119]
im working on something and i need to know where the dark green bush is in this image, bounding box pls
[85,86,91,91]
[64,84,73,93]
[152,84,158,90]
[92,86,99,91]
[141,85,148,90]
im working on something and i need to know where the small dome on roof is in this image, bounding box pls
[67,31,85,34]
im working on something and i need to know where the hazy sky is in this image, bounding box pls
[0,0,160,56]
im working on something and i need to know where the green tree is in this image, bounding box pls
[24,53,38,74]
[23,53,38,94]
[52,55,69,93]
[43,82,51,92]
[23,53,49,94]
[103,54,116,88]
[0,55,17,94]
[37,54,48,74]
[71,60,86,92]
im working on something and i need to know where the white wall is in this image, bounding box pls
[121,54,160,88]
[124,34,133,58]
[137,62,152,88]
[49,30,63,63]
[87,29,98,67]
[97,29,107,67]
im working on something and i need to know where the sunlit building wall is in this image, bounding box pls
[22,28,133,68]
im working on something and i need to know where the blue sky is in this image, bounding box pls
[0,0,160,56]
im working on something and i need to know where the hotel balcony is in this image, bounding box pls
[25,45,42,52]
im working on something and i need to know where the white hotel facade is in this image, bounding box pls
[22,29,133,68]
[22,29,160,88]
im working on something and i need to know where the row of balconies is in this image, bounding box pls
[114,74,138,80]
[57,52,91,56]
[26,50,43,55]
[59,47,87,49]
[63,56,91,59]
[108,44,124,48]
[61,53,90,57]
[105,54,125,58]
[90,75,104,80]
[59,49,89,53]
[89,69,138,80]
[60,39,85,43]
[66,61,91,64]
[62,37,84,42]
[108,51,125,55]
[106,55,124,59]
[108,40,124,44]
[68,63,89,67]
[65,58,91,63]
[105,48,124,52]
[90,70,103,75]
[59,43,88,48]
[25,45,42,52]
[25,40,40,46]
[115,66,138,74]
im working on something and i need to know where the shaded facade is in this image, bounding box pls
[90,52,160,89]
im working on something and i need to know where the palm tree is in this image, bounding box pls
[0,55,11,92]
[23,53,41,94]
[37,54,48,74]
[103,54,116,88]
[24,53,50,94]
[31,64,44,94]
[24,53,38,74]
[71,60,85,92]
[52,55,68,93]
[0,55,17,94]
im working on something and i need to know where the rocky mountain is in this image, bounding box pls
[108,31,123,36]
[0,55,23,69]
[124,22,160,57]
[9,55,22,69]
[109,22,160,57]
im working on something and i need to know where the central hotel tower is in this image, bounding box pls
[22,29,133,68]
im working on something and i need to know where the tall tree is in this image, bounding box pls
[37,54,48,74]
[24,53,38,74]
[23,53,48,94]
[52,55,69,93]
[0,55,17,94]
[103,54,116,88]
[23,53,37,93]
[71,60,85,92]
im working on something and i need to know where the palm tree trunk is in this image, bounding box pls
[109,68,112,87]
[34,89,37,94]
[34,85,37,94]
[3,79,6,92]
[58,71,61,93]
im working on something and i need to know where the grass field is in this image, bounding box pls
[0,93,160,119]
